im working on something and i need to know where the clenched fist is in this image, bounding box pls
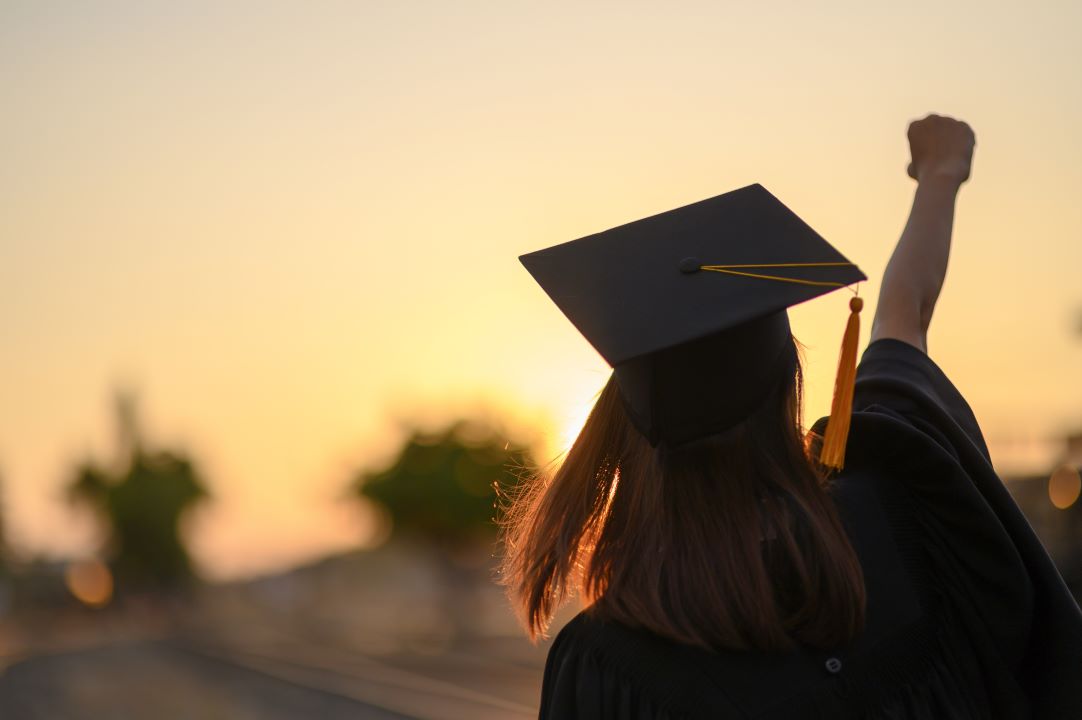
[906,114,976,185]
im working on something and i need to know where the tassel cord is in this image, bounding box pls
[819,296,863,471]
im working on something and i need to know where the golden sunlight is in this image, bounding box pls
[559,399,599,458]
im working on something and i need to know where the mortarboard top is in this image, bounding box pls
[519,184,865,367]
[519,183,867,453]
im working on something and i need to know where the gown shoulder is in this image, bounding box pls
[836,337,1082,717]
[539,611,692,719]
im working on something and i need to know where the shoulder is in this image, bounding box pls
[540,611,739,719]
[539,611,679,719]
[826,341,1067,674]
[838,340,1082,716]
[823,338,1013,552]
[848,338,990,461]
[827,365,1037,658]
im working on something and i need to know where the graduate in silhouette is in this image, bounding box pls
[503,114,1082,719]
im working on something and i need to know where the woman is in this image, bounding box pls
[502,115,1082,718]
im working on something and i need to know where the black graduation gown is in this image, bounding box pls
[538,338,1082,719]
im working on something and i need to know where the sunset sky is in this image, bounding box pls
[2,1,1080,579]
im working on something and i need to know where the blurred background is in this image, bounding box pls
[1,1,1080,717]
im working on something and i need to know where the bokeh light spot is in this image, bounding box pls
[1048,465,1082,510]
[65,559,114,608]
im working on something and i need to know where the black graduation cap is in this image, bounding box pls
[519,183,867,456]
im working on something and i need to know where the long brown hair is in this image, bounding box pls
[499,336,865,652]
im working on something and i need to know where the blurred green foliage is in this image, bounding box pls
[67,393,208,592]
[354,420,536,545]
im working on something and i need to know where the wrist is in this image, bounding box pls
[916,172,965,191]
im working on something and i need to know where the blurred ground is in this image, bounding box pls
[0,540,569,719]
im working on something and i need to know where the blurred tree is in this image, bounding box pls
[353,420,536,546]
[67,392,209,593]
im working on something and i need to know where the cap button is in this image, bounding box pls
[679,257,701,274]
[825,657,843,674]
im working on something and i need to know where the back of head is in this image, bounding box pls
[500,335,866,652]
[508,184,868,651]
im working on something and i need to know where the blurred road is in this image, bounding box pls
[0,633,540,719]
[0,543,566,718]
[1,640,411,719]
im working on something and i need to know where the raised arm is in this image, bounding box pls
[870,114,976,353]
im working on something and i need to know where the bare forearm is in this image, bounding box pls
[871,177,961,352]
[871,115,975,353]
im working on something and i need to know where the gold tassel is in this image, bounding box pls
[819,296,863,471]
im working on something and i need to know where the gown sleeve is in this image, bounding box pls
[846,337,1082,718]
